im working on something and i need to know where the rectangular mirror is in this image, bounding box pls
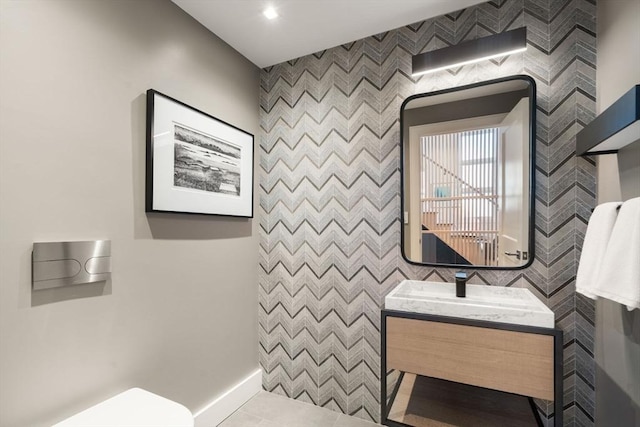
[401,75,536,269]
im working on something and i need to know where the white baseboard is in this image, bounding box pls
[193,368,262,427]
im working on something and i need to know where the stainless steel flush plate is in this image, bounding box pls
[32,240,111,290]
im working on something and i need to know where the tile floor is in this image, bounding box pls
[219,391,382,427]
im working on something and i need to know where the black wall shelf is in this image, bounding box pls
[577,85,640,156]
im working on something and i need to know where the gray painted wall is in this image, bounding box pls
[594,0,640,425]
[0,1,260,425]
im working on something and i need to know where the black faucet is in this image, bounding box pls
[455,271,467,297]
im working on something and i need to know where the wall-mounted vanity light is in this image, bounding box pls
[412,27,527,76]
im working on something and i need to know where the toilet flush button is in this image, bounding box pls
[85,257,111,274]
[32,259,81,282]
[32,240,111,290]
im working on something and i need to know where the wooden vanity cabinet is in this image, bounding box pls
[381,309,563,427]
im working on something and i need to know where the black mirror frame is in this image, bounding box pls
[400,74,536,270]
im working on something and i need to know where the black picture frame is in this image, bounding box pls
[145,89,254,217]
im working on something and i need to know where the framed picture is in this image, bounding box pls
[146,89,254,217]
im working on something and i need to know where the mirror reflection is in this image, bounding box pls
[401,76,535,268]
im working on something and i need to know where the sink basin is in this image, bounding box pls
[385,280,554,328]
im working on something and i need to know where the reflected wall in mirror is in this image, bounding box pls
[401,75,535,269]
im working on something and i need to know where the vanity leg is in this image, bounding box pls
[381,310,387,423]
[554,330,564,426]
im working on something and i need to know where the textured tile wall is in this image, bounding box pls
[258,0,597,425]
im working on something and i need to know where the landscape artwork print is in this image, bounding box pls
[146,89,254,217]
[173,124,241,196]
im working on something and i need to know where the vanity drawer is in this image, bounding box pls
[386,316,555,400]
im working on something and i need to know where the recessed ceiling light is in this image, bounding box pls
[263,7,278,20]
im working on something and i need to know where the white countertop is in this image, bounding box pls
[385,280,555,328]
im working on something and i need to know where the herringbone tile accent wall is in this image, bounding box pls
[258,0,597,425]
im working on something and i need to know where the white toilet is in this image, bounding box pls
[53,388,194,427]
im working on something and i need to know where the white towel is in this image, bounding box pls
[576,202,622,299]
[592,197,640,311]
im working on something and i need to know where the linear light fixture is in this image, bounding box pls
[412,27,527,76]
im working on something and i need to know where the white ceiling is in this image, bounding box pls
[171,0,487,68]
